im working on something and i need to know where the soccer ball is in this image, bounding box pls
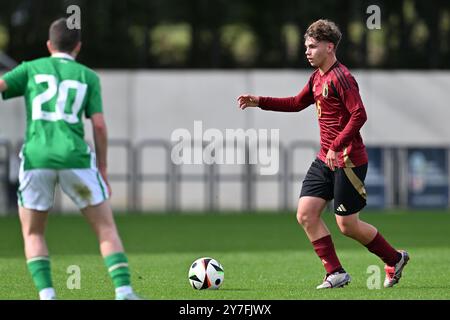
[188,257,224,290]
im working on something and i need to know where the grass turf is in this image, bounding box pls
[0,210,449,300]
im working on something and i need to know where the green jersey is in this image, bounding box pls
[2,53,103,170]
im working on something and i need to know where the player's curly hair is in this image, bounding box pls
[304,19,342,50]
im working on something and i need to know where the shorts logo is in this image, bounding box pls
[336,204,347,212]
[322,82,329,98]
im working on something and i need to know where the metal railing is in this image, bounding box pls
[108,139,135,211]
[134,139,319,212]
[1,138,449,212]
[134,139,175,212]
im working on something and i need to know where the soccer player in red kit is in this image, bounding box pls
[238,19,409,289]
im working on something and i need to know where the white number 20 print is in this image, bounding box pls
[32,74,87,124]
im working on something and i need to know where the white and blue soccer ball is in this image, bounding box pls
[188,257,224,290]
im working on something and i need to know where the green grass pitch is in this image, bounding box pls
[0,210,449,300]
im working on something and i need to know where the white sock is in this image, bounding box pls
[39,287,56,300]
[115,285,133,297]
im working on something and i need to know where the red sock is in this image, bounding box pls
[365,232,401,266]
[311,235,343,274]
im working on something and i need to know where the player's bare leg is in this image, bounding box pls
[19,207,49,259]
[297,197,351,288]
[335,212,409,287]
[296,196,329,242]
[19,206,56,300]
[82,200,124,256]
[82,200,143,299]
[335,212,377,245]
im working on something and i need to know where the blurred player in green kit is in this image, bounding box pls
[0,18,143,300]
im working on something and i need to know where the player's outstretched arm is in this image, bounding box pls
[91,113,112,197]
[240,82,315,113]
[237,94,259,110]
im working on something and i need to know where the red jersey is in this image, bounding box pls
[258,61,368,168]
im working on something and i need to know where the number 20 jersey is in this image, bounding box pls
[2,55,103,170]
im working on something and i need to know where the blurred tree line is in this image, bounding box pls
[0,0,448,69]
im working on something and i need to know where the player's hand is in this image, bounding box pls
[99,167,112,197]
[326,149,338,171]
[237,95,259,110]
